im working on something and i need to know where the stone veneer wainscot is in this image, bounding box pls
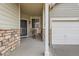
[0,29,20,56]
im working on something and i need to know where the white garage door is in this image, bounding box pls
[52,22,79,44]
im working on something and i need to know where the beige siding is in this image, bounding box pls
[0,3,20,29]
[50,3,79,17]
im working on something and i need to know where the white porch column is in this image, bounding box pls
[44,3,49,56]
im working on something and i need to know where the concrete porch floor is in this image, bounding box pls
[9,37,44,56]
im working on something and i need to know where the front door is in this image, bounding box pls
[20,20,27,36]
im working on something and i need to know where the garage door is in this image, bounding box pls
[52,22,79,44]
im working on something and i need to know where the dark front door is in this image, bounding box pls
[20,20,27,36]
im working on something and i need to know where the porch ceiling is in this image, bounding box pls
[20,3,43,16]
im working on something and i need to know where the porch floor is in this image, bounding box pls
[9,37,44,56]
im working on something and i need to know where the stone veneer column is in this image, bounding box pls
[0,29,20,56]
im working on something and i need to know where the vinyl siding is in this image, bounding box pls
[0,3,20,29]
[50,3,79,18]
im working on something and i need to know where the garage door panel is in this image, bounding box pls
[52,22,79,44]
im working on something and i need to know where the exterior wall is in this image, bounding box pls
[0,4,20,56]
[0,4,20,29]
[21,13,30,20]
[50,3,79,17]
[0,29,20,56]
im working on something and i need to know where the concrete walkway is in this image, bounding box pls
[9,37,44,56]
